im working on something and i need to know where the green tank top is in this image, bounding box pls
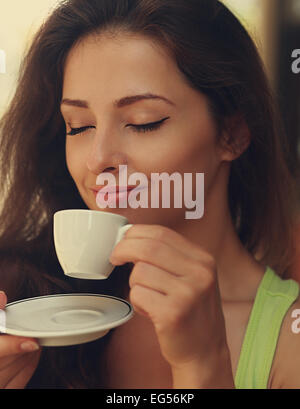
[234,266,299,389]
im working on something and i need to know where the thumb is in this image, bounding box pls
[0,291,7,310]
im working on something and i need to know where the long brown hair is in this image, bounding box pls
[0,0,298,388]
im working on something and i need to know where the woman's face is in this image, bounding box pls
[60,33,229,228]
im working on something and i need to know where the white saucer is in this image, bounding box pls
[0,294,133,347]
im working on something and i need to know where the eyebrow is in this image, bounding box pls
[60,93,176,109]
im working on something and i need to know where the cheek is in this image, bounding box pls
[149,116,220,203]
[152,122,219,176]
[65,138,87,186]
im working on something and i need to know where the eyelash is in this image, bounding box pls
[66,117,170,136]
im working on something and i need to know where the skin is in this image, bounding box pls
[0,31,299,389]
[0,292,41,389]
[59,32,300,388]
[59,32,264,388]
[61,32,262,301]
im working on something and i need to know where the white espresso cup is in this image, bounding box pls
[53,209,133,280]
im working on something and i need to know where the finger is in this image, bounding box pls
[0,291,7,309]
[129,284,164,320]
[129,261,180,295]
[3,350,41,389]
[122,224,209,261]
[0,344,40,373]
[0,335,40,358]
[110,237,196,277]
[0,351,32,387]
[0,351,29,372]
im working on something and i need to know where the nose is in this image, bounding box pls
[85,129,127,176]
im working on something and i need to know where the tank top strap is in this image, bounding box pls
[234,266,299,389]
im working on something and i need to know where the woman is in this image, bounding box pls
[0,0,299,389]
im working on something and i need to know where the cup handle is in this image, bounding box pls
[114,224,133,247]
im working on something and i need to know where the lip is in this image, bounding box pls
[92,185,147,207]
[94,190,131,201]
[91,185,137,194]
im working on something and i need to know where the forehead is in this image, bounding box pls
[60,33,211,117]
[62,34,187,103]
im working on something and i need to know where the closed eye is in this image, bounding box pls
[66,116,170,136]
[66,125,95,136]
[128,117,170,133]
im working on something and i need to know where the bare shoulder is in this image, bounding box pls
[268,295,300,388]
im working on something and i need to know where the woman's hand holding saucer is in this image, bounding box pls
[109,224,235,388]
[0,291,41,389]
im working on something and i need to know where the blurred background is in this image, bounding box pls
[0,1,300,274]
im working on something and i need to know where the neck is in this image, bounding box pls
[168,165,265,302]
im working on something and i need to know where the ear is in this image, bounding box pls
[218,113,251,162]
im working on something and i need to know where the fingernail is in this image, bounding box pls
[20,341,40,352]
